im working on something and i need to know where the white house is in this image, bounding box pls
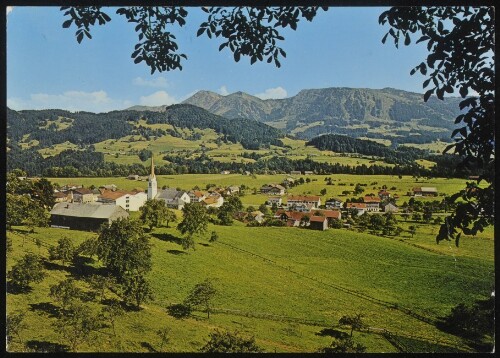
[267,196,282,207]
[188,190,206,203]
[286,195,321,210]
[98,189,148,211]
[202,195,224,208]
[156,189,191,210]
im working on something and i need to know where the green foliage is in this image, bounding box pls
[184,279,217,318]
[119,273,154,310]
[25,202,50,233]
[49,237,76,265]
[318,336,367,353]
[166,303,192,319]
[177,202,209,240]
[200,329,263,353]
[380,7,494,246]
[95,218,152,280]
[32,178,56,208]
[86,274,116,303]
[53,300,102,351]
[408,225,417,238]
[49,278,83,310]
[339,313,366,337]
[6,193,29,229]
[156,326,171,352]
[100,299,125,336]
[140,199,170,230]
[8,253,46,290]
[6,311,27,344]
[209,231,218,243]
[329,218,343,229]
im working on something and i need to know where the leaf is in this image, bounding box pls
[404,33,411,46]
[62,19,73,28]
[218,43,227,51]
[459,86,468,98]
[250,56,256,65]
[76,32,84,44]
[196,27,205,37]
[381,33,388,44]
[419,64,427,75]
[134,56,143,64]
[422,78,431,88]
[234,51,240,62]
[423,88,434,102]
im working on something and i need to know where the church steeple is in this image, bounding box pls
[147,154,157,200]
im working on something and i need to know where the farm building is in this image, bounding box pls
[127,174,139,180]
[413,187,438,196]
[98,189,147,211]
[309,216,328,231]
[50,202,129,231]
[156,189,191,210]
[53,191,68,203]
[225,186,240,195]
[267,196,282,207]
[378,190,391,200]
[188,190,206,203]
[290,171,302,175]
[286,195,321,210]
[345,202,367,216]
[260,184,286,195]
[314,209,342,223]
[363,196,381,212]
[70,188,96,203]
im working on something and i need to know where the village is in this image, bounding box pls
[47,157,439,232]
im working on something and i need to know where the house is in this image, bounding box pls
[304,171,314,175]
[53,191,68,203]
[293,203,316,212]
[61,184,83,191]
[383,203,399,213]
[71,188,96,203]
[363,196,381,212]
[127,174,139,180]
[226,186,240,196]
[378,190,391,200]
[286,195,321,210]
[202,195,224,208]
[267,196,282,207]
[249,211,265,223]
[50,202,129,231]
[325,198,343,209]
[345,202,367,216]
[309,216,328,231]
[188,190,206,203]
[314,209,342,223]
[282,177,295,186]
[260,184,286,195]
[156,189,191,210]
[290,171,302,175]
[413,187,438,197]
[275,210,309,227]
[98,189,147,211]
[220,170,231,175]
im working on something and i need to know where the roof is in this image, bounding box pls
[364,196,381,203]
[346,203,367,209]
[262,184,285,190]
[250,211,264,217]
[287,195,320,202]
[73,188,93,195]
[157,189,186,201]
[50,202,128,219]
[53,192,67,198]
[203,197,220,205]
[189,190,205,198]
[413,186,438,192]
[310,215,327,223]
[227,186,240,191]
[316,210,341,219]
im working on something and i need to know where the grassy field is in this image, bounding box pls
[7,208,494,353]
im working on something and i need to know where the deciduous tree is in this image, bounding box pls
[200,329,263,353]
[177,203,209,244]
[8,253,46,290]
[184,279,217,319]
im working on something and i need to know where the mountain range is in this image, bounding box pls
[177,87,463,143]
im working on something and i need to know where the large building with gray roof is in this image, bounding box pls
[50,202,129,231]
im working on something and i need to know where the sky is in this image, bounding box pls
[7,6,432,113]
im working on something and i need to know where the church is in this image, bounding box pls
[147,156,191,210]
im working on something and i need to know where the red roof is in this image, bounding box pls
[317,210,341,219]
[310,215,327,223]
[346,203,367,209]
[364,196,381,203]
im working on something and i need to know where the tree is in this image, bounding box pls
[412,212,422,222]
[164,208,177,228]
[95,218,152,280]
[369,214,385,232]
[25,201,50,233]
[209,231,218,243]
[6,311,27,344]
[50,278,83,310]
[184,279,217,319]
[318,336,367,353]
[120,273,154,310]
[49,237,76,265]
[101,299,125,336]
[86,274,116,303]
[177,203,209,244]
[32,177,56,209]
[6,193,29,229]
[8,253,46,290]
[320,188,327,196]
[408,225,417,238]
[139,199,169,231]
[156,326,171,352]
[53,301,102,351]
[338,313,365,337]
[61,6,327,74]
[329,218,343,229]
[423,206,433,224]
[199,330,263,353]
[353,184,365,195]
[380,7,494,246]
[258,203,270,216]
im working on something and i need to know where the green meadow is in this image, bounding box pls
[7,211,493,352]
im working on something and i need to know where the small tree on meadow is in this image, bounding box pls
[140,199,169,231]
[49,237,76,265]
[177,203,209,249]
[101,299,125,336]
[339,313,366,337]
[8,253,46,291]
[6,311,27,345]
[408,225,417,238]
[200,330,263,353]
[318,337,367,353]
[120,273,154,310]
[156,326,171,352]
[184,279,217,319]
[50,278,83,310]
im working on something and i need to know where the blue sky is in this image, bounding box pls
[7,6,431,113]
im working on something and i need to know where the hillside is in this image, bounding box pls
[181,87,463,143]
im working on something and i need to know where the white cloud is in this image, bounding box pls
[139,91,178,106]
[7,90,133,113]
[7,6,13,15]
[132,76,169,88]
[218,85,229,96]
[254,86,288,100]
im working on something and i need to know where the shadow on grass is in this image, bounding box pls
[42,260,70,272]
[140,342,157,352]
[25,340,69,352]
[151,232,183,245]
[199,243,210,247]
[69,256,106,279]
[166,249,187,255]
[316,328,349,339]
[29,302,61,318]
[6,282,33,295]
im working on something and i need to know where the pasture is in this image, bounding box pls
[7,212,493,352]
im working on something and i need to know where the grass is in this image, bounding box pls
[7,209,493,353]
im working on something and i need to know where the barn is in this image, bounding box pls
[50,202,129,231]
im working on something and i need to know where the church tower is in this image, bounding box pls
[147,155,158,200]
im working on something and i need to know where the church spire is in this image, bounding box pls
[150,155,155,178]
